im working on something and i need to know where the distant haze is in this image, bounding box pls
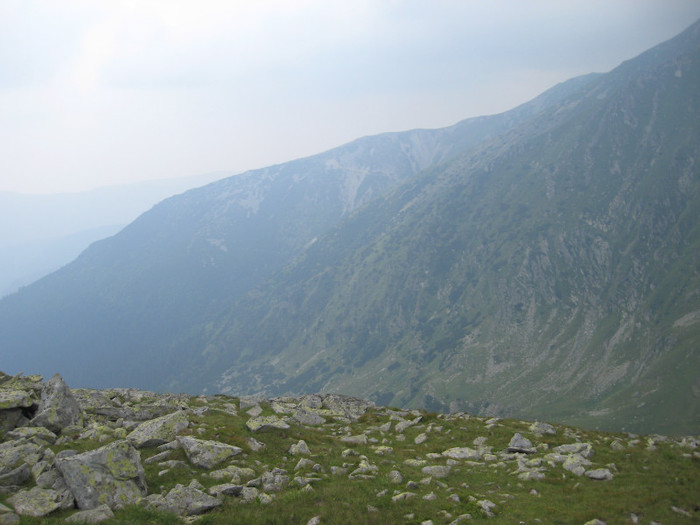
[2,0,700,194]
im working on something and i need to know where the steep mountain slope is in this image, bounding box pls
[0,172,226,297]
[0,78,592,390]
[195,20,700,435]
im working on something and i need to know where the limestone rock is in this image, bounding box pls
[177,436,242,469]
[65,504,115,523]
[8,487,62,517]
[55,440,147,510]
[127,410,189,448]
[30,374,83,434]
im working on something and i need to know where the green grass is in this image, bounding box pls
[2,395,698,524]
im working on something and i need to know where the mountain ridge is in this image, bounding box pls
[1,21,699,435]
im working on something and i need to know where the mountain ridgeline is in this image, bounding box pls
[2,21,699,435]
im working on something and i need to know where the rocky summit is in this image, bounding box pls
[0,372,698,524]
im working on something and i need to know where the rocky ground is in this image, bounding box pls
[0,371,698,524]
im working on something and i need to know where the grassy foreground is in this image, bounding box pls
[4,392,699,524]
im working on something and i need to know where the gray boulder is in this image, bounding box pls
[0,390,33,410]
[507,433,535,454]
[145,482,222,516]
[0,464,30,487]
[30,374,83,434]
[177,436,242,469]
[8,487,62,517]
[246,415,290,432]
[65,504,115,523]
[55,440,147,509]
[0,440,43,470]
[127,410,189,448]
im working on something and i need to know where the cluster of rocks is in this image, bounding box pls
[0,372,379,523]
[1,371,697,524]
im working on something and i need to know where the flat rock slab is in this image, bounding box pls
[0,390,34,410]
[246,416,290,433]
[8,487,62,517]
[55,440,147,510]
[146,484,222,516]
[127,410,189,448]
[177,436,242,469]
[442,447,482,460]
[65,504,115,523]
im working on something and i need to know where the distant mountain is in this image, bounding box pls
[0,73,595,389]
[2,20,699,436]
[0,172,226,297]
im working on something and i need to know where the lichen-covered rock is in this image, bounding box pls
[0,440,43,470]
[127,410,189,448]
[0,409,27,435]
[245,415,290,432]
[260,468,290,492]
[145,482,222,516]
[0,463,30,486]
[441,447,482,460]
[289,439,310,455]
[340,434,368,445]
[585,468,614,481]
[553,442,594,458]
[0,390,34,410]
[291,408,327,426]
[177,436,242,469]
[30,374,83,434]
[530,421,556,435]
[65,504,115,523]
[421,465,451,478]
[55,440,147,510]
[8,487,62,517]
[210,465,256,482]
[6,426,57,445]
[508,433,536,454]
[321,394,374,422]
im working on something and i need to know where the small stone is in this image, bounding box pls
[585,468,613,481]
[389,470,403,484]
[289,440,311,456]
[414,433,428,444]
[391,492,416,502]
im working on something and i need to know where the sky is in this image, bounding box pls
[2,1,700,194]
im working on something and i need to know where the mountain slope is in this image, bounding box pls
[196,20,700,435]
[0,78,592,390]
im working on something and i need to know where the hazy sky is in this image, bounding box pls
[2,1,700,194]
